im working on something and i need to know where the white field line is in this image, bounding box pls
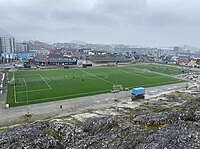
[16,79,183,104]
[22,78,27,86]
[16,89,111,104]
[15,75,51,104]
[15,85,26,88]
[121,67,164,78]
[13,72,18,104]
[119,69,149,78]
[126,66,177,77]
[79,69,114,85]
[83,74,108,80]
[13,68,183,104]
[15,77,29,88]
[15,78,27,103]
[39,74,52,90]
[14,74,51,94]
[120,68,164,79]
[14,84,18,103]
[47,79,52,83]
[16,88,50,94]
[14,74,39,77]
[124,66,150,72]
[16,75,52,89]
[13,73,51,104]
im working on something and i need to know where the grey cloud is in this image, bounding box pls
[0,0,200,46]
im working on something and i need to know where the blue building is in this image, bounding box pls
[17,52,37,60]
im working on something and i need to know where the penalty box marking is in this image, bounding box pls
[14,73,52,90]
[14,74,52,103]
[39,74,52,90]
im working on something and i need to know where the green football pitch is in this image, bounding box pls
[7,64,185,107]
[133,63,191,75]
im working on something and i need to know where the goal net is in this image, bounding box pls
[112,84,123,92]
[9,76,15,85]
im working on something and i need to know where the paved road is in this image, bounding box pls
[0,81,187,127]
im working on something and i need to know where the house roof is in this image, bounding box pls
[47,53,64,59]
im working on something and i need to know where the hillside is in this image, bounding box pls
[0,89,200,148]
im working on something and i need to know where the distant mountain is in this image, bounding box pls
[70,40,87,45]
[28,40,53,51]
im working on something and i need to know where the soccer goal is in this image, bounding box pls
[9,75,15,85]
[112,84,123,92]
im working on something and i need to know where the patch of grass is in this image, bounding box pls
[124,107,149,115]
[70,119,82,126]
[116,119,133,125]
[187,106,197,121]
[59,115,72,120]
[151,106,182,113]
[83,108,95,113]
[0,127,9,131]
[25,113,32,117]
[144,123,169,130]
[61,116,82,126]
[44,128,61,140]
[20,114,35,124]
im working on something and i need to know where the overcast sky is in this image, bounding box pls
[0,0,200,46]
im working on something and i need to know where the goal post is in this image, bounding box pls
[9,75,15,85]
[112,84,123,92]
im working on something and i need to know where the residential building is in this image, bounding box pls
[0,33,15,53]
[16,42,29,52]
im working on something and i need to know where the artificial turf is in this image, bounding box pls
[133,63,191,75]
[7,64,185,107]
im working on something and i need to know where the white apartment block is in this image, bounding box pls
[0,34,15,53]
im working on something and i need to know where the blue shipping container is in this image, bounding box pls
[131,87,145,96]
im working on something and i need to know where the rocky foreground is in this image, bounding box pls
[0,91,200,149]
